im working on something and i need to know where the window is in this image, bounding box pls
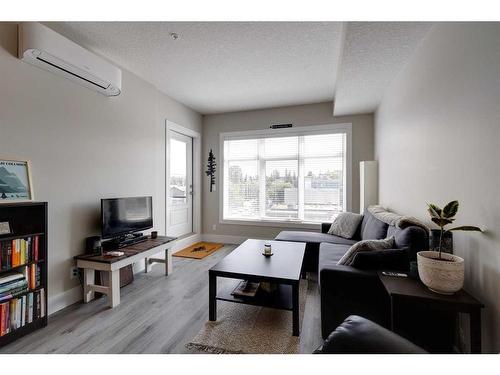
[221,125,350,224]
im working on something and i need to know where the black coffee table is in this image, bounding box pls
[209,239,306,336]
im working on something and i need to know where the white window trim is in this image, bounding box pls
[218,123,352,227]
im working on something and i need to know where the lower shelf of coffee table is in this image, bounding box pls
[215,278,293,311]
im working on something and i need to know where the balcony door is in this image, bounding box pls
[167,130,193,237]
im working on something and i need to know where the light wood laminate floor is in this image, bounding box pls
[0,245,323,354]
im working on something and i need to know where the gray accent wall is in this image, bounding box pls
[202,102,374,240]
[375,23,500,352]
[0,22,202,313]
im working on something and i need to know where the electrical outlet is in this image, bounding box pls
[70,266,79,280]
[212,224,217,231]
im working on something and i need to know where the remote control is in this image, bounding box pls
[382,271,408,277]
[105,251,125,257]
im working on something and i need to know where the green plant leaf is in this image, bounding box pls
[448,225,482,232]
[442,200,459,218]
[431,217,454,227]
[427,203,442,218]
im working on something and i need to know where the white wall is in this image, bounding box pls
[202,102,374,240]
[375,23,500,352]
[0,22,202,313]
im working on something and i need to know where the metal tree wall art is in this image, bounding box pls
[205,149,216,192]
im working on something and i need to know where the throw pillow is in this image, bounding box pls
[337,236,395,266]
[328,212,364,239]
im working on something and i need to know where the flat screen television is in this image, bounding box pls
[101,196,153,239]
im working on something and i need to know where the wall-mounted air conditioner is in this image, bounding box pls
[18,22,122,97]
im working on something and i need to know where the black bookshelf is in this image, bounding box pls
[0,202,48,347]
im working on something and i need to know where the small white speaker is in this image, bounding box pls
[360,161,378,213]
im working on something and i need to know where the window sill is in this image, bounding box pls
[219,218,321,229]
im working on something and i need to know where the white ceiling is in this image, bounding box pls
[45,22,433,115]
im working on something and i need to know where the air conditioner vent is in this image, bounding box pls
[18,22,121,97]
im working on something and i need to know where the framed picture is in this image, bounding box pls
[0,221,11,235]
[0,158,34,203]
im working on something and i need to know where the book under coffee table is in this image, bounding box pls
[208,239,306,336]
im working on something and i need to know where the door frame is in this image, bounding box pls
[165,120,201,240]
[167,130,193,237]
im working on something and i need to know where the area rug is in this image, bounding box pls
[185,280,307,354]
[172,242,224,259]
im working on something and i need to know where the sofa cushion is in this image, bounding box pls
[327,212,364,239]
[318,243,351,269]
[387,225,428,261]
[350,248,409,271]
[338,236,395,266]
[275,231,358,246]
[386,225,399,238]
[360,211,388,240]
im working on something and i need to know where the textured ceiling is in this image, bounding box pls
[46,22,343,114]
[44,22,433,115]
[333,22,433,116]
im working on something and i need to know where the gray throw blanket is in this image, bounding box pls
[368,205,430,234]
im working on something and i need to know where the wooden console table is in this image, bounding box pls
[378,271,484,353]
[75,236,176,308]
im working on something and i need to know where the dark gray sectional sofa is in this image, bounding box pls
[275,209,429,338]
[314,315,427,354]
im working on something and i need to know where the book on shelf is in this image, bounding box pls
[0,287,28,302]
[34,236,39,262]
[0,242,12,270]
[12,240,19,268]
[231,280,260,298]
[0,272,24,285]
[40,289,45,318]
[0,279,28,295]
[0,288,45,337]
[27,292,33,324]
[0,235,40,271]
[0,272,29,303]
[0,302,8,336]
[21,295,26,327]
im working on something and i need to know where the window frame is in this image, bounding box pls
[219,123,352,228]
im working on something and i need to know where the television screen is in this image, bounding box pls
[101,196,153,239]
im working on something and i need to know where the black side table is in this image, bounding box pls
[378,272,484,353]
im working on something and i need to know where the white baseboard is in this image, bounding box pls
[48,285,82,316]
[171,233,202,253]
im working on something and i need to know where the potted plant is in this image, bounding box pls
[417,200,482,294]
